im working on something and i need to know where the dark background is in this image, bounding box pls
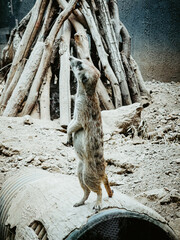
[0,0,179,82]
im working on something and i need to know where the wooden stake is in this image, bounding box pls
[40,67,52,120]
[59,20,71,127]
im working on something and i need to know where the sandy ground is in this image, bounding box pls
[0,80,180,238]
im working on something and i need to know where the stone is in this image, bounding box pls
[41,163,51,170]
[160,189,180,205]
[23,115,33,125]
[101,103,142,135]
[25,155,35,163]
[136,188,168,201]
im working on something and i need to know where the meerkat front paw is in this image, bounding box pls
[65,134,73,146]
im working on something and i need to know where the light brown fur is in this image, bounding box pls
[67,56,113,211]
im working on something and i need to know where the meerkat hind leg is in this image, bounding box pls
[74,187,90,207]
[93,187,102,213]
[74,161,90,207]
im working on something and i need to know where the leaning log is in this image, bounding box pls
[40,67,52,120]
[3,42,44,117]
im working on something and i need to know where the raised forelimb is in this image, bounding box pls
[67,119,82,145]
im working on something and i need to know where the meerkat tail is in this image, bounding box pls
[103,174,113,198]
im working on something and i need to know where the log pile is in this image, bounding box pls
[0,0,150,127]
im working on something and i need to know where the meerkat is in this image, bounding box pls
[67,56,113,211]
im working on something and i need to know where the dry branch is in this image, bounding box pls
[130,56,150,97]
[1,10,32,68]
[1,58,26,112]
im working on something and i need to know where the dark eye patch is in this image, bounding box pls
[77,62,83,70]
[82,75,88,83]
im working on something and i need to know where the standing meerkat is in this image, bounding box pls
[67,56,113,211]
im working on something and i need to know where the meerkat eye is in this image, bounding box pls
[77,62,83,70]
[82,75,88,83]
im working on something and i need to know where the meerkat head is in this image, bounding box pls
[69,56,100,95]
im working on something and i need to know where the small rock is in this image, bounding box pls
[136,188,168,201]
[50,165,61,172]
[25,155,35,163]
[134,179,142,184]
[41,163,51,170]
[1,167,8,173]
[161,119,168,124]
[104,134,112,142]
[23,115,33,125]
[17,156,23,161]
[116,163,135,175]
[171,159,180,164]
[160,189,180,205]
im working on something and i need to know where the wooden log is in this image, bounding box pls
[37,0,53,42]
[94,0,132,105]
[0,0,48,100]
[30,102,40,119]
[109,0,122,42]
[1,10,31,68]
[81,0,121,108]
[3,42,44,117]
[40,67,52,120]
[130,56,150,97]
[109,0,131,58]
[20,0,79,116]
[1,29,16,68]
[96,79,115,110]
[59,20,71,127]
[121,53,141,103]
[0,58,26,115]
[56,0,87,27]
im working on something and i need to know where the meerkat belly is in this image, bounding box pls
[74,129,85,160]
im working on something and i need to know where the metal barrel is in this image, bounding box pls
[0,168,178,240]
